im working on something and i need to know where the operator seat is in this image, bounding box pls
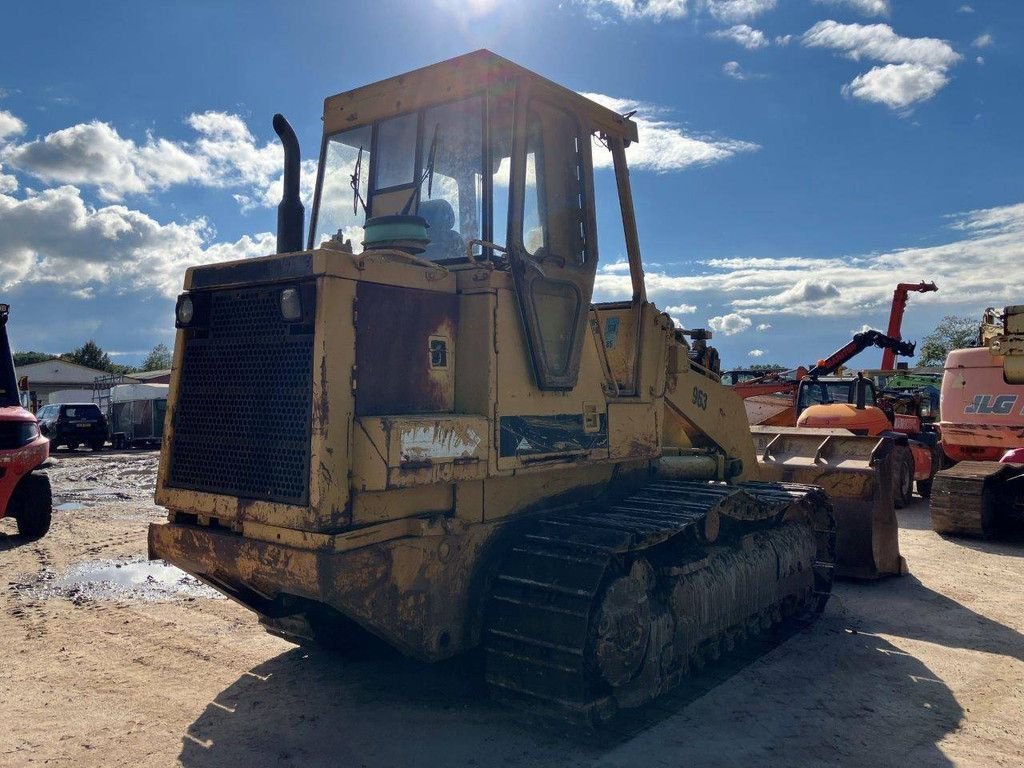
[419,199,465,261]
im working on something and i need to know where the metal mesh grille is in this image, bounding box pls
[167,284,314,505]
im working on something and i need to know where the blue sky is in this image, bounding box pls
[1,0,1021,368]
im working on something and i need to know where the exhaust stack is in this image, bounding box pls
[273,114,304,254]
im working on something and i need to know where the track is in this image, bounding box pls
[484,480,835,723]
[930,461,1024,537]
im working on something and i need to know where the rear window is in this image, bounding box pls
[61,405,101,419]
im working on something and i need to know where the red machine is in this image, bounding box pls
[880,281,937,371]
[0,304,52,538]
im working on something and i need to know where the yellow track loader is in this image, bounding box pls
[150,51,899,722]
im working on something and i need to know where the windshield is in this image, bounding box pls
[799,381,876,409]
[312,95,487,260]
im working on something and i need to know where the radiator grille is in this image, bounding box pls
[167,284,315,505]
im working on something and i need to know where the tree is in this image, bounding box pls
[141,343,172,371]
[749,363,786,372]
[61,340,113,372]
[13,351,57,366]
[917,315,978,367]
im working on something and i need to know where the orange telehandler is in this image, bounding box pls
[731,329,940,507]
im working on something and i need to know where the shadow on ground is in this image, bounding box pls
[177,567,1021,768]
[0,530,34,552]
[898,502,1024,556]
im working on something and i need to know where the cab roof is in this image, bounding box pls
[322,49,639,144]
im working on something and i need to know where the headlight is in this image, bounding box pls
[918,401,933,418]
[280,287,302,321]
[176,295,195,325]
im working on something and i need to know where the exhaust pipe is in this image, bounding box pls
[855,372,868,410]
[273,114,304,254]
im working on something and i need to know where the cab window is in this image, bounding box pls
[522,101,589,264]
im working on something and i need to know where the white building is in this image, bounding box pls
[15,359,114,407]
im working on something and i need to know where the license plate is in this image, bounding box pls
[76,422,92,427]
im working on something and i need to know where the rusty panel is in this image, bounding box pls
[355,282,457,416]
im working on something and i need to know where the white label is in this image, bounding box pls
[399,423,482,463]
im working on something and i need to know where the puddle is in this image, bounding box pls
[56,502,85,511]
[34,559,223,603]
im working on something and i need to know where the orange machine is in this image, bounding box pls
[0,304,52,538]
[795,373,939,507]
[931,306,1024,537]
[730,330,936,506]
[730,329,915,426]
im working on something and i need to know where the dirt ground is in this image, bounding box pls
[1,450,1022,768]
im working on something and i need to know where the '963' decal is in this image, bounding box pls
[965,394,1021,416]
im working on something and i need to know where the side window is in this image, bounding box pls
[522,101,588,264]
[488,88,515,252]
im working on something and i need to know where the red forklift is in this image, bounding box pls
[0,304,52,538]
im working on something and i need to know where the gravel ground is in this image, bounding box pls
[1,449,1022,767]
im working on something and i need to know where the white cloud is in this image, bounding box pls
[732,279,840,309]
[704,0,776,23]
[958,5,974,13]
[812,0,889,18]
[0,184,274,296]
[665,303,697,314]
[3,121,205,201]
[594,202,1024,323]
[842,63,950,110]
[599,260,633,273]
[757,323,772,331]
[583,92,759,171]
[802,21,960,69]
[580,0,690,21]
[0,110,26,140]
[802,21,961,110]
[1,110,296,210]
[711,24,769,49]
[972,33,993,49]
[708,312,752,335]
[0,167,16,194]
[976,56,985,66]
[723,61,746,79]
[722,60,766,80]
[748,349,765,357]
[581,0,776,22]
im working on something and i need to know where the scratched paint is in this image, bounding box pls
[399,424,483,464]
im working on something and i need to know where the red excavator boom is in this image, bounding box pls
[881,281,938,370]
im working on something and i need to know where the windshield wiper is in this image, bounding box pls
[351,145,367,215]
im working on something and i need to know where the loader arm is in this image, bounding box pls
[808,329,915,379]
[662,354,760,483]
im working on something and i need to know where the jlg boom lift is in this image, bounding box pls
[150,52,902,722]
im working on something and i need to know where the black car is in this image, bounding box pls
[36,403,107,451]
